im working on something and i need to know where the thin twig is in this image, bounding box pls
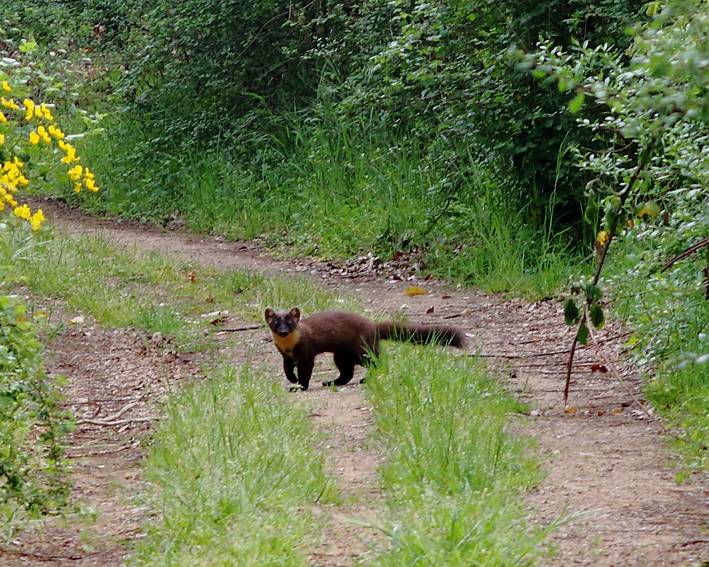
[564,156,648,405]
[77,416,156,427]
[67,444,137,458]
[76,401,139,424]
[661,237,709,272]
[216,324,263,333]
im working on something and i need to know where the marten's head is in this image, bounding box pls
[264,307,300,337]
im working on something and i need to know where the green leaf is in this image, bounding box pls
[564,298,580,326]
[589,303,605,329]
[576,322,589,345]
[531,69,546,79]
[19,39,38,54]
[568,91,586,114]
[585,283,603,302]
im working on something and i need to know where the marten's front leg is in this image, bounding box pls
[282,355,297,384]
[296,359,314,391]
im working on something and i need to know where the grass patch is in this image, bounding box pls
[366,345,550,564]
[0,224,357,350]
[134,365,335,565]
[54,116,579,299]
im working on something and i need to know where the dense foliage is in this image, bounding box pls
[4,0,707,463]
[0,288,71,529]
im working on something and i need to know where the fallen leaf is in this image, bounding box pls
[441,294,451,299]
[187,270,197,283]
[611,406,624,415]
[69,315,85,325]
[590,363,608,373]
[404,286,427,297]
[426,306,434,314]
[564,406,577,415]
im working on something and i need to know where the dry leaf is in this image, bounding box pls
[404,286,427,297]
[426,306,434,314]
[187,270,197,284]
[69,315,85,325]
[591,363,608,373]
[611,406,624,415]
[564,406,577,415]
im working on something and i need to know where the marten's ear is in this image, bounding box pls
[264,308,275,323]
[289,307,301,322]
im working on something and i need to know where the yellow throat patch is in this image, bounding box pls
[272,329,301,355]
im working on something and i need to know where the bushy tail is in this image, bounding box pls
[376,321,465,348]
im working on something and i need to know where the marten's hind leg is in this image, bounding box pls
[323,352,355,386]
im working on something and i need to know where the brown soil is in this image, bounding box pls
[8,199,708,566]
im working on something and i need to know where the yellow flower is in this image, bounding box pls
[73,183,82,193]
[48,125,64,140]
[29,131,40,145]
[1,97,19,111]
[13,203,31,220]
[59,141,79,163]
[0,111,6,122]
[37,125,51,144]
[1,81,10,93]
[68,165,83,181]
[0,134,4,146]
[85,177,98,192]
[30,209,45,231]
[23,98,36,120]
[39,103,54,122]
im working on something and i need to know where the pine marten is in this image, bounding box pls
[265,307,465,391]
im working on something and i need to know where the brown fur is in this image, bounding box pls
[265,307,465,391]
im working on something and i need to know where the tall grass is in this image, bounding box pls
[58,112,579,298]
[135,365,335,565]
[366,345,551,564]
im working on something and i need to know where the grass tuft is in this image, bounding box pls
[366,345,551,564]
[134,365,335,565]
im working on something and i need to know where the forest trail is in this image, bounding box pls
[13,200,708,566]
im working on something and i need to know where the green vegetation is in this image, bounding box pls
[0,292,71,537]
[135,365,335,565]
[366,345,549,564]
[0,224,357,349]
[609,237,708,471]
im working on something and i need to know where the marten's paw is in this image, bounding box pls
[289,384,307,392]
[322,380,335,387]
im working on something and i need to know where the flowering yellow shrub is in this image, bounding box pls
[0,78,99,231]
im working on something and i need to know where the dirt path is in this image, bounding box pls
[1,319,198,566]
[23,201,709,565]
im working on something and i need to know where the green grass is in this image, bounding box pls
[365,345,551,564]
[609,238,708,472]
[134,365,335,565]
[0,223,357,350]
[52,115,579,299]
